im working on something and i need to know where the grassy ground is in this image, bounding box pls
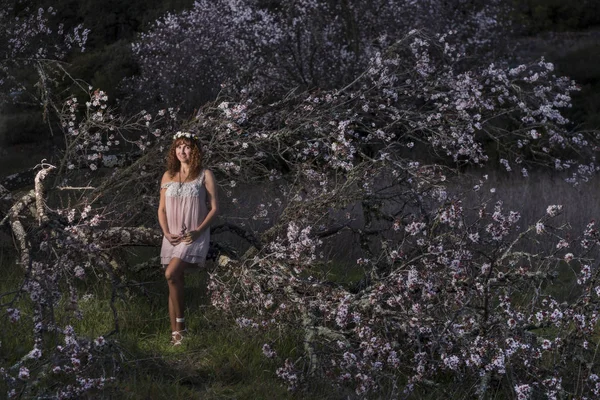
[0,247,334,400]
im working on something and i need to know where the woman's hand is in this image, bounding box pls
[164,232,181,245]
[182,230,202,244]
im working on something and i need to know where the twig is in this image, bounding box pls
[56,186,95,191]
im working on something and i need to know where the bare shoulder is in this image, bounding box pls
[203,169,216,182]
[203,169,218,202]
[203,169,217,190]
[161,171,172,185]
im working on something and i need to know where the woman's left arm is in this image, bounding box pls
[186,170,219,242]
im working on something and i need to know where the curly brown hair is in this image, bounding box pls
[166,138,203,179]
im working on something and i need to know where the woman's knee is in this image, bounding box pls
[165,268,179,283]
[165,263,183,282]
[165,259,189,282]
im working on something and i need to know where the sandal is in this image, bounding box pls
[171,329,187,346]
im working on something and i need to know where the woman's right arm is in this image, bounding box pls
[158,172,180,245]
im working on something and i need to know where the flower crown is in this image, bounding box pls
[173,131,198,141]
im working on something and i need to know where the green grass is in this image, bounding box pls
[0,249,331,400]
[82,271,305,399]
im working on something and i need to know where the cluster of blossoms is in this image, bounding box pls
[0,2,88,104]
[218,101,249,124]
[269,222,322,265]
[59,89,180,172]
[275,359,299,391]
[127,0,512,110]
[2,289,117,398]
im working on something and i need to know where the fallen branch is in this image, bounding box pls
[95,227,163,246]
[212,222,263,250]
[0,190,35,227]
[9,216,30,267]
[34,165,56,225]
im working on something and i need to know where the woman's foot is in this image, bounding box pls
[171,329,187,346]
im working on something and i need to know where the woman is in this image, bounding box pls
[158,131,218,345]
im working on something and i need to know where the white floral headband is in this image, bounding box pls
[173,131,198,141]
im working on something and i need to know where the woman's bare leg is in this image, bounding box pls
[165,258,188,335]
[168,295,175,332]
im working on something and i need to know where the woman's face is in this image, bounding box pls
[175,141,193,163]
